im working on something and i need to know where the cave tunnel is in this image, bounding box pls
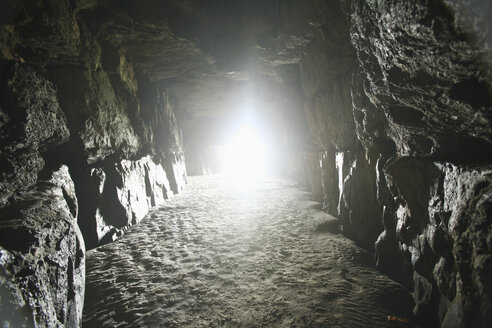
[0,1,492,327]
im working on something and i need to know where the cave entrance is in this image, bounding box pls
[216,122,269,178]
[186,94,284,179]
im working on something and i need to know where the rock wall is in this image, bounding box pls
[1,0,188,244]
[0,166,85,327]
[72,156,177,248]
[294,0,492,327]
[0,1,188,326]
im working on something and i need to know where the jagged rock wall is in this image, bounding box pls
[72,156,175,248]
[295,0,492,327]
[0,166,85,327]
[0,60,82,326]
[351,1,492,326]
[0,0,188,326]
[1,0,188,245]
[0,64,70,204]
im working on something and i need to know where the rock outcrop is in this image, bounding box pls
[0,63,70,205]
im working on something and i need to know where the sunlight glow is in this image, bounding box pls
[217,125,267,178]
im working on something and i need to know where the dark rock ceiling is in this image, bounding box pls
[69,0,342,145]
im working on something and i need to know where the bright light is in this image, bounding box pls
[217,125,267,178]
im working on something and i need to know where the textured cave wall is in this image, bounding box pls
[0,0,188,248]
[0,166,84,328]
[295,0,388,253]
[0,0,188,326]
[292,0,492,327]
[0,59,84,327]
[351,1,492,326]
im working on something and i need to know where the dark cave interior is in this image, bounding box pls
[0,0,491,327]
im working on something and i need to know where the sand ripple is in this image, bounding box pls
[83,176,416,328]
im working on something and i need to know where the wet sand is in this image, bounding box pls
[83,175,416,328]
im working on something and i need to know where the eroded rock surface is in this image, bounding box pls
[0,166,84,328]
[1,0,189,249]
[1,1,190,325]
[347,1,492,326]
[0,62,69,204]
[73,156,175,249]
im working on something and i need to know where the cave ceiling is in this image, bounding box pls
[73,0,330,145]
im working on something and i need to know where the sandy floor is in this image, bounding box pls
[83,175,416,328]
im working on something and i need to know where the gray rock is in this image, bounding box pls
[0,62,70,204]
[164,154,188,195]
[446,167,492,327]
[0,165,85,328]
[351,0,492,162]
[48,65,140,165]
[348,1,492,325]
[319,149,339,214]
[336,147,383,251]
[74,156,176,249]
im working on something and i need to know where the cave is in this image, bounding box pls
[0,1,491,327]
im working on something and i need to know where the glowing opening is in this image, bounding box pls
[217,125,267,178]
